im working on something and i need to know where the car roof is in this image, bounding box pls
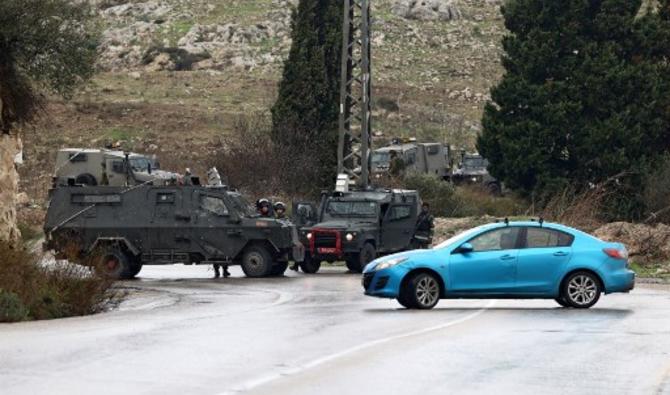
[480,220,592,236]
[58,148,145,158]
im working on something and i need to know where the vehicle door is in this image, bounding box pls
[106,158,126,186]
[448,227,522,293]
[515,227,574,293]
[292,202,318,227]
[148,189,185,249]
[381,204,416,253]
[193,191,235,258]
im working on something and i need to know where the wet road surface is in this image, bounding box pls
[1,265,669,395]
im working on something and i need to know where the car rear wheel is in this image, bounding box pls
[400,272,441,310]
[562,271,602,309]
[346,243,376,273]
[240,245,273,278]
[300,254,321,274]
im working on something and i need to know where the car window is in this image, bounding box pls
[200,195,228,216]
[525,227,574,248]
[468,227,521,252]
[390,205,411,221]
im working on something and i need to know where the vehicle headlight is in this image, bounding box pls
[345,232,356,241]
[306,232,313,240]
[375,257,408,270]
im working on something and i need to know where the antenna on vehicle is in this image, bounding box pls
[504,217,509,226]
[539,217,544,227]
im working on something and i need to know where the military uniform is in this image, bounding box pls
[414,209,434,249]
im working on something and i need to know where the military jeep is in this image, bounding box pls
[293,189,421,274]
[44,185,304,279]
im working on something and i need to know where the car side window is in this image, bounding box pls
[525,228,574,248]
[468,227,521,252]
[390,205,411,221]
[200,195,228,216]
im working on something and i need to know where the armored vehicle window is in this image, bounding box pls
[156,193,175,204]
[372,152,390,166]
[69,153,87,162]
[200,195,229,216]
[71,194,121,205]
[426,145,439,155]
[327,201,377,217]
[405,152,416,165]
[390,206,411,221]
[111,161,125,174]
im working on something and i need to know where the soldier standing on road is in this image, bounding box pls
[414,202,435,249]
[257,198,272,217]
[389,150,405,178]
[213,263,230,279]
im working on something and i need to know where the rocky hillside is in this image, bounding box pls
[18,0,506,224]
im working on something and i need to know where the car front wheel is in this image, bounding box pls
[399,272,441,310]
[562,271,602,309]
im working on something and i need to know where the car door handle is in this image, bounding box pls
[553,251,569,257]
[500,254,515,261]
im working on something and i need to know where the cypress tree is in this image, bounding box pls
[271,0,343,195]
[477,0,670,219]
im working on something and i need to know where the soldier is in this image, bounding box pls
[414,202,435,249]
[389,150,405,177]
[213,263,230,279]
[274,202,287,220]
[183,168,193,186]
[257,198,272,217]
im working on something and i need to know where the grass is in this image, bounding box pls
[630,262,670,280]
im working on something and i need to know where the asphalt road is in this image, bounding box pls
[1,265,669,395]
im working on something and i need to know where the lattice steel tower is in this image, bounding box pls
[338,0,372,188]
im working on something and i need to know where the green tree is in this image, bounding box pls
[478,0,670,219]
[271,0,342,195]
[0,0,98,133]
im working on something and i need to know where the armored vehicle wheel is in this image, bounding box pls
[75,173,97,186]
[270,262,289,276]
[97,249,134,280]
[299,254,321,274]
[346,243,376,273]
[240,245,273,278]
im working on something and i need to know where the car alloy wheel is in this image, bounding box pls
[414,274,440,309]
[565,273,600,308]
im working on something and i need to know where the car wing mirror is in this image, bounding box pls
[454,242,473,254]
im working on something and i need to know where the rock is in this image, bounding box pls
[392,0,463,21]
[144,52,175,72]
[128,71,142,79]
[0,135,22,243]
[16,192,30,207]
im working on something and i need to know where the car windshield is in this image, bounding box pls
[326,201,377,217]
[227,193,257,217]
[129,157,156,172]
[463,157,487,169]
[371,152,390,166]
[434,226,487,250]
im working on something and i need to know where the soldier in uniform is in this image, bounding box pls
[257,198,272,217]
[274,202,287,219]
[213,263,230,279]
[389,150,406,178]
[414,202,435,249]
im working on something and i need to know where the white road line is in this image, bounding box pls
[220,299,497,395]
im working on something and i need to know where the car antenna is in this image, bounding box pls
[539,217,544,227]
[504,217,509,226]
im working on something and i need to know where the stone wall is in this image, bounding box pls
[0,134,21,243]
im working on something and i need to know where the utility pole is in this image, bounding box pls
[338,0,372,188]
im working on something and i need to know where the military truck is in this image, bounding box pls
[44,184,304,279]
[450,152,501,195]
[54,148,179,187]
[370,141,451,179]
[293,187,421,274]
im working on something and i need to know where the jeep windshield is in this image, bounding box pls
[326,201,377,217]
[371,152,390,167]
[129,157,160,172]
[227,193,258,217]
[463,156,487,169]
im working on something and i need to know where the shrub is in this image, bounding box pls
[404,174,460,217]
[643,155,670,224]
[0,241,116,322]
[452,185,527,218]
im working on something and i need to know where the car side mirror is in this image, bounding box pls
[454,242,473,254]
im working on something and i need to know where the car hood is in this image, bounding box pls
[310,220,377,231]
[364,249,436,273]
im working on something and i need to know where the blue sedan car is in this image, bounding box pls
[362,221,635,309]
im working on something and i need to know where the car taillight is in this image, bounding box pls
[603,248,628,260]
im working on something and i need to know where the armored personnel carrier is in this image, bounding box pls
[451,152,501,195]
[293,188,421,274]
[44,184,304,279]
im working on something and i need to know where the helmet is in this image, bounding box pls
[257,198,270,208]
[274,202,286,211]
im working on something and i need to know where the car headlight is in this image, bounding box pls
[306,232,313,240]
[345,232,356,241]
[375,257,408,270]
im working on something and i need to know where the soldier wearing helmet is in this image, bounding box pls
[257,198,272,218]
[274,201,287,220]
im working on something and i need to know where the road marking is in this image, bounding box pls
[220,299,496,395]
